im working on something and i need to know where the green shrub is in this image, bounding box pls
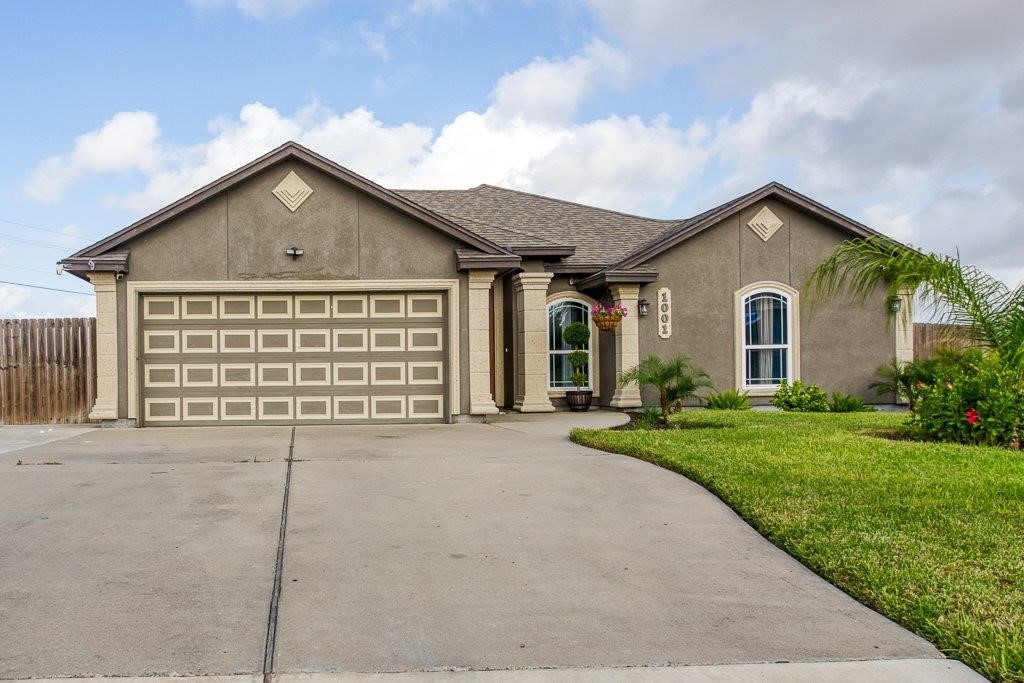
[829,392,876,413]
[562,322,591,348]
[706,389,750,410]
[871,349,985,410]
[912,355,1023,447]
[772,380,830,412]
[633,406,662,429]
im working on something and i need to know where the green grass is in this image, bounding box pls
[571,411,1024,682]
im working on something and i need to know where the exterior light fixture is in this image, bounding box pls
[888,296,902,313]
[637,298,650,316]
[285,247,304,261]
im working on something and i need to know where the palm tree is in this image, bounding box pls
[618,355,713,423]
[804,236,1024,375]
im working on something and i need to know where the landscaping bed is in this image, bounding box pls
[571,411,1024,682]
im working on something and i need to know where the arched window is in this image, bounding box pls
[741,288,793,389]
[547,298,592,390]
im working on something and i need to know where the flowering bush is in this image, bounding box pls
[911,355,1023,447]
[771,380,831,412]
[591,302,628,319]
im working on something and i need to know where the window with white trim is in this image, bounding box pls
[547,299,592,390]
[742,289,792,388]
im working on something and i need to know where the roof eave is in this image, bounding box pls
[456,252,523,271]
[507,245,576,259]
[574,269,659,290]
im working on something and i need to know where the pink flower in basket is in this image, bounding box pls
[591,302,628,318]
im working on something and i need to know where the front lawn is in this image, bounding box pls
[571,411,1024,682]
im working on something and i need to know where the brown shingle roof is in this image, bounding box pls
[394,185,681,267]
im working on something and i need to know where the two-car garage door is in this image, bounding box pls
[139,291,448,426]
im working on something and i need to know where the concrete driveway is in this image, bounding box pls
[0,414,979,681]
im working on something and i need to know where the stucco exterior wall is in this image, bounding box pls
[637,199,894,404]
[114,159,471,418]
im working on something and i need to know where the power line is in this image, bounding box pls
[0,232,75,250]
[0,279,94,296]
[0,262,62,275]
[0,216,80,239]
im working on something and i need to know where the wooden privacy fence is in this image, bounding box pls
[914,323,974,360]
[0,318,96,424]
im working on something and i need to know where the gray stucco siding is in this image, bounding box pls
[636,199,894,404]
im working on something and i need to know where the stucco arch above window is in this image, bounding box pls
[546,291,600,396]
[734,281,801,395]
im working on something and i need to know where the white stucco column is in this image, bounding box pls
[88,272,119,421]
[894,287,914,365]
[609,283,643,408]
[893,287,914,404]
[512,271,555,413]
[467,269,499,415]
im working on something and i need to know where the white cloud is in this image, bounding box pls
[187,0,319,20]
[356,22,389,60]
[492,39,629,124]
[24,111,161,203]
[0,285,31,315]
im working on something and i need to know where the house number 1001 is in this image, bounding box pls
[657,287,672,339]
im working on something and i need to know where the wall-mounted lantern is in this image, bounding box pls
[285,247,304,261]
[888,296,902,313]
[638,298,650,316]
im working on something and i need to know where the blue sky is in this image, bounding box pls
[2,0,1022,316]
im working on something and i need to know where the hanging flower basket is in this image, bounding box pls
[591,303,627,332]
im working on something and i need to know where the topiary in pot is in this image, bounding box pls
[563,322,592,411]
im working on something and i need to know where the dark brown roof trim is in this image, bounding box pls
[67,141,511,260]
[456,251,522,271]
[507,245,576,258]
[60,251,130,280]
[574,269,659,290]
[544,263,608,274]
[611,182,884,271]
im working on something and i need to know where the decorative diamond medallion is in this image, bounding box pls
[747,206,783,242]
[272,171,313,212]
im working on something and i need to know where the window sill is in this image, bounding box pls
[743,385,780,397]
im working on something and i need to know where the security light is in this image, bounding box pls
[285,247,304,260]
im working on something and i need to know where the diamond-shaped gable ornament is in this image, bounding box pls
[272,171,313,212]
[747,206,783,242]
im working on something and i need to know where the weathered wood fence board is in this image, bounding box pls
[913,323,974,360]
[0,318,96,424]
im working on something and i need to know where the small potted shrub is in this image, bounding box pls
[563,321,592,411]
[591,302,627,332]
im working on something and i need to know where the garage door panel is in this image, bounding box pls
[140,290,448,425]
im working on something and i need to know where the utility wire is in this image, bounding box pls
[0,232,76,250]
[0,216,82,239]
[0,279,94,296]
[0,262,62,275]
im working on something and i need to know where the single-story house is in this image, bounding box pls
[60,141,912,426]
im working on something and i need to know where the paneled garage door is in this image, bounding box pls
[139,292,448,426]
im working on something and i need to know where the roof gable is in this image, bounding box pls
[66,142,510,260]
[608,182,884,271]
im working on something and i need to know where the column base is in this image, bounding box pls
[609,392,643,409]
[89,403,118,421]
[470,399,500,415]
[513,399,556,413]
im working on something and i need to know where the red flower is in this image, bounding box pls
[966,408,980,426]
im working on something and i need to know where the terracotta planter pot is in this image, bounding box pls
[593,315,621,332]
[565,390,593,412]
